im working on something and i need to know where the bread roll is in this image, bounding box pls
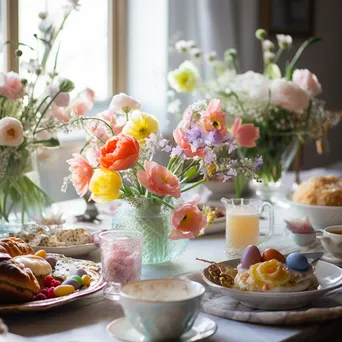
[0,253,40,304]
[0,238,34,257]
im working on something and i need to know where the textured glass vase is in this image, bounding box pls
[111,198,188,264]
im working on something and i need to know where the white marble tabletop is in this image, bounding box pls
[3,196,342,342]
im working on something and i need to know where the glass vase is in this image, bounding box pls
[111,198,188,264]
[0,150,48,225]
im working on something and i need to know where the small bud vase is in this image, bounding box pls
[111,198,188,264]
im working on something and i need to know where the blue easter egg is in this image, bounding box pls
[286,253,309,271]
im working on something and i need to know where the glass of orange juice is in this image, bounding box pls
[221,198,274,256]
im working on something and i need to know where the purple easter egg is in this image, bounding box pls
[240,245,262,269]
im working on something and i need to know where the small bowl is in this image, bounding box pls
[317,226,342,259]
[291,232,317,247]
[285,192,342,230]
[119,279,205,341]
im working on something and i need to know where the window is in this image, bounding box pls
[0,1,4,69]
[18,0,110,101]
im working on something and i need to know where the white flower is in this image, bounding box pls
[48,83,70,107]
[168,61,199,93]
[262,40,274,51]
[109,93,141,114]
[264,51,275,63]
[276,34,293,49]
[206,51,217,62]
[0,117,24,147]
[39,19,53,33]
[66,0,81,10]
[186,40,196,49]
[190,47,201,58]
[175,40,188,53]
[167,90,176,98]
[167,99,181,114]
[21,59,41,74]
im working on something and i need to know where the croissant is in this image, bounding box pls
[0,237,34,257]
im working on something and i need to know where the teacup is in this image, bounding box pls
[317,226,342,259]
[119,279,205,341]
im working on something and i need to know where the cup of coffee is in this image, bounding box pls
[317,226,342,259]
[119,279,205,341]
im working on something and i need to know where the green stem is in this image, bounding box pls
[274,48,283,64]
[149,196,174,209]
[181,179,205,193]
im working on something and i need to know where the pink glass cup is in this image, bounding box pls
[100,230,143,300]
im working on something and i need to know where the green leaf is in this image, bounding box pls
[33,138,60,148]
[184,166,198,181]
[3,40,34,50]
[264,63,282,79]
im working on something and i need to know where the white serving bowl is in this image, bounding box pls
[285,192,342,230]
[202,259,342,310]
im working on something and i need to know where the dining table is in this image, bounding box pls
[3,185,342,342]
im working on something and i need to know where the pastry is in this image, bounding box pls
[14,255,52,288]
[0,238,34,257]
[0,253,40,304]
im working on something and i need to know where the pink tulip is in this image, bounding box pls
[137,161,181,198]
[231,118,260,148]
[0,72,25,100]
[169,199,207,240]
[53,107,69,123]
[86,146,101,167]
[292,69,322,96]
[173,125,206,158]
[206,98,222,113]
[71,88,95,117]
[66,153,94,197]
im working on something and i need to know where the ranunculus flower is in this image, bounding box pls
[201,98,226,135]
[89,168,122,203]
[0,72,25,100]
[168,61,199,93]
[70,88,95,117]
[48,83,70,107]
[66,153,94,197]
[137,161,181,198]
[100,133,140,171]
[109,93,141,114]
[173,124,206,158]
[270,79,309,112]
[169,199,207,240]
[0,117,24,147]
[292,69,322,96]
[122,110,159,145]
[231,118,259,148]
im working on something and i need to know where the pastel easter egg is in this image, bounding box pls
[45,257,57,269]
[82,274,91,287]
[286,253,309,271]
[62,279,81,290]
[72,268,88,277]
[261,248,286,263]
[70,275,83,286]
[240,245,262,269]
[54,285,75,297]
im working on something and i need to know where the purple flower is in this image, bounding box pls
[224,141,238,154]
[184,126,207,152]
[204,148,216,164]
[253,156,263,171]
[205,130,223,146]
[171,146,186,159]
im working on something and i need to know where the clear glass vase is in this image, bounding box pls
[111,198,188,264]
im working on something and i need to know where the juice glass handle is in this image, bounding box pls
[261,202,274,244]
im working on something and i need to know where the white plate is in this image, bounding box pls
[107,316,217,342]
[202,259,342,310]
[285,192,342,230]
[31,243,98,257]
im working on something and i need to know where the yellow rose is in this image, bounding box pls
[89,168,122,203]
[123,110,159,145]
[167,61,199,93]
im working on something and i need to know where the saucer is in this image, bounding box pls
[106,316,217,341]
[321,252,342,266]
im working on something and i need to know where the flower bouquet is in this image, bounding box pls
[167,29,340,199]
[0,1,94,223]
[65,93,261,264]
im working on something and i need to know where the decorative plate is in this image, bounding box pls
[202,259,342,310]
[31,243,98,258]
[0,254,104,313]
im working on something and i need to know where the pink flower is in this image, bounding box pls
[48,83,70,107]
[66,153,94,197]
[53,107,69,123]
[0,72,25,100]
[173,124,206,158]
[231,118,259,148]
[137,161,181,198]
[270,79,309,112]
[70,88,95,117]
[201,99,226,135]
[86,146,101,167]
[99,110,125,135]
[169,199,207,240]
[292,69,322,96]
